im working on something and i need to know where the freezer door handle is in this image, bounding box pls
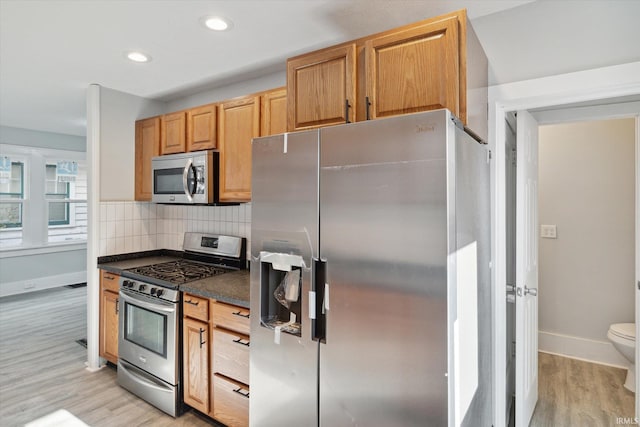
[312,258,327,342]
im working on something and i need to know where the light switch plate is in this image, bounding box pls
[540,224,557,239]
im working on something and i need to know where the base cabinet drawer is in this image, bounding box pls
[213,328,249,386]
[184,293,210,322]
[212,302,250,335]
[212,374,249,427]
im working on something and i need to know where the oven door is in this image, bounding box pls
[118,289,179,384]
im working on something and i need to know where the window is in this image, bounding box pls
[0,161,24,228]
[46,164,71,225]
[0,146,86,249]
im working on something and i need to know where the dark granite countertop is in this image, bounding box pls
[180,269,249,308]
[98,250,250,308]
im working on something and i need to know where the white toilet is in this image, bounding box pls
[608,323,636,392]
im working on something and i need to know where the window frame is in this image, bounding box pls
[45,164,71,226]
[0,161,25,228]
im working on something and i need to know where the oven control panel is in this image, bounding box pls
[120,278,180,303]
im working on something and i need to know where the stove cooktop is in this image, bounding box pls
[125,259,232,285]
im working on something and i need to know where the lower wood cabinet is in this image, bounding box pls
[183,293,250,426]
[99,270,119,364]
[212,374,249,427]
[183,317,210,414]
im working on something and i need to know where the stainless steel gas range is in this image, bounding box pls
[117,232,246,417]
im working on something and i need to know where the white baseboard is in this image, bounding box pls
[0,271,87,298]
[538,330,630,369]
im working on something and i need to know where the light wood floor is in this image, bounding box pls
[530,352,635,426]
[0,286,216,427]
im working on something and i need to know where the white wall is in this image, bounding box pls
[164,70,285,112]
[0,126,87,297]
[473,1,640,86]
[0,125,85,152]
[538,118,635,363]
[99,87,165,201]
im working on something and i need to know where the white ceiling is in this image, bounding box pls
[1,0,638,139]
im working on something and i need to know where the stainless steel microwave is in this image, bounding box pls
[151,150,219,204]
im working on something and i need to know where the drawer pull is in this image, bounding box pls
[233,387,250,399]
[104,275,115,280]
[232,311,250,319]
[232,337,250,347]
[185,299,200,306]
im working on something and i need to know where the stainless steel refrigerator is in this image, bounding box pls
[250,109,492,427]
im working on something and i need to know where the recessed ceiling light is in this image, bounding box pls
[203,16,232,31]
[126,51,151,63]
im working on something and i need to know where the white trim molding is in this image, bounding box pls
[489,62,640,427]
[0,271,86,298]
[538,330,629,369]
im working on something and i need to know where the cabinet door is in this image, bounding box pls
[183,317,210,413]
[134,117,160,201]
[161,111,186,154]
[218,96,260,202]
[99,290,119,364]
[187,104,217,152]
[287,43,356,131]
[260,88,287,136]
[365,16,459,120]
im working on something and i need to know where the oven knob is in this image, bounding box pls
[139,284,146,292]
[123,280,132,288]
[150,288,156,295]
[156,289,164,297]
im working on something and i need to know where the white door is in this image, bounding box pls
[515,110,539,427]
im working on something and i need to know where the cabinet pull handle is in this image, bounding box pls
[104,275,115,280]
[344,99,351,124]
[185,299,199,306]
[365,96,371,120]
[232,311,250,319]
[233,387,250,398]
[232,338,250,347]
[199,328,206,348]
[115,298,119,315]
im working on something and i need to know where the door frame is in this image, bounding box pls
[489,62,640,427]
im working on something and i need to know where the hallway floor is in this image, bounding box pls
[530,352,635,426]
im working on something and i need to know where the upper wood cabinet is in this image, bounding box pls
[187,104,217,152]
[287,44,356,131]
[135,117,160,201]
[260,88,287,136]
[161,111,186,154]
[365,16,460,120]
[285,9,487,139]
[218,95,260,202]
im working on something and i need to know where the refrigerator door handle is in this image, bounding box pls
[312,258,327,342]
[308,291,316,319]
[323,283,330,312]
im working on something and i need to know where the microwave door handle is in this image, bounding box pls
[182,159,194,202]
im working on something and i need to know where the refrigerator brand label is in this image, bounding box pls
[416,124,436,133]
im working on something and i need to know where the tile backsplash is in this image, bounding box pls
[99,202,251,258]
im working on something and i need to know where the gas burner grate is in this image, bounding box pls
[126,260,231,285]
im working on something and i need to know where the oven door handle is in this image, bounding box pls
[119,290,177,314]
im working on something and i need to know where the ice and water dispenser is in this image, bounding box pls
[259,252,304,342]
